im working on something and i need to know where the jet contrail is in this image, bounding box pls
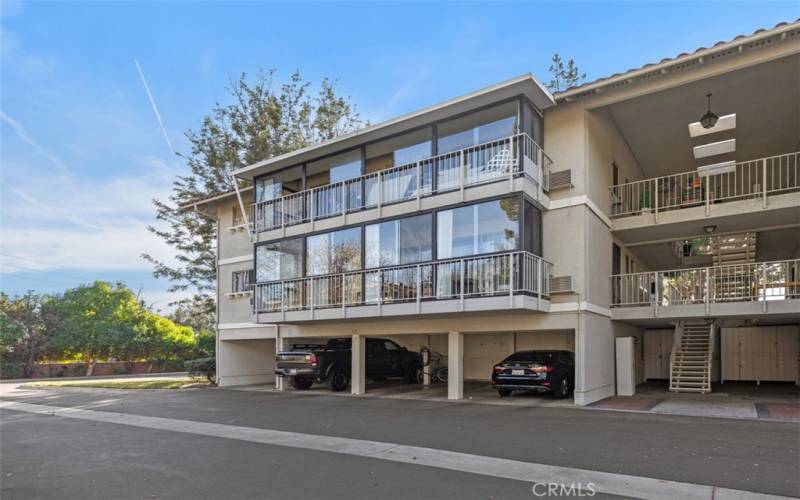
[134,58,176,158]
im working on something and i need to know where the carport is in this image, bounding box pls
[344,330,576,403]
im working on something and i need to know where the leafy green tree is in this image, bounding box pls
[546,54,587,93]
[0,292,59,377]
[50,282,141,375]
[142,71,364,314]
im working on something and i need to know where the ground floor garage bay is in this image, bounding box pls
[217,311,618,405]
[216,314,799,407]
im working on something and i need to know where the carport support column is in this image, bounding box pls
[275,327,286,391]
[351,334,366,395]
[447,331,464,400]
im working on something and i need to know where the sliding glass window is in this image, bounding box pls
[436,101,519,155]
[255,238,303,282]
[306,149,363,218]
[437,198,519,259]
[365,214,432,268]
[306,227,361,276]
[364,128,433,205]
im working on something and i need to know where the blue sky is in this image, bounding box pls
[1,1,796,311]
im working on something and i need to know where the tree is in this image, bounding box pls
[142,71,364,311]
[546,54,587,93]
[0,292,59,377]
[50,281,141,375]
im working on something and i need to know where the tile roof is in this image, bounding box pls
[555,19,800,99]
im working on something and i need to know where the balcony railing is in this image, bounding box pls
[611,259,800,308]
[610,152,799,218]
[254,251,551,314]
[253,133,552,233]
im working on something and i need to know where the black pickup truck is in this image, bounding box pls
[275,338,421,391]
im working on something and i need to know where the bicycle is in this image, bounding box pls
[417,347,448,384]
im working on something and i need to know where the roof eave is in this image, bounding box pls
[554,19,800,103]
[233,74,555,181]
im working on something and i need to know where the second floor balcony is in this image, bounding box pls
[611,259,800,321]
[610,152,799,221]
[253,250,551,323]
[252,133,551,235]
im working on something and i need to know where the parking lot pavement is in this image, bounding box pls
[233,379,575,408]
[4,409,581,500]
[1,383,798,499]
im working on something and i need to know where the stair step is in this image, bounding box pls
[669,387,711,393]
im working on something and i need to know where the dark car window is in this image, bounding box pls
[384,341,401,351]
[503,351,556,363]
[559,352,575,364]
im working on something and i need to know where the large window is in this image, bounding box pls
[437,198,519,259]
[256,238,303,282]
[254,165,303,203]
[523,101,544,146]
[437,102,519,154]
[365,128,432,173]
[523,200,543,256]
[365,214,432,268]
[306,227,361,276]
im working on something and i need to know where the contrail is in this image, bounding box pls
[134,58,176,158]
[0,110,72,177]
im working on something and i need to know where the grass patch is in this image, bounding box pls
[26,377,205,390]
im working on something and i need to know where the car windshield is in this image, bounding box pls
[503,352,556,364]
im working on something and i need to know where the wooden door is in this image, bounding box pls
[644,330,672,380]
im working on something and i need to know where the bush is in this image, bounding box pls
[185,357,215,384]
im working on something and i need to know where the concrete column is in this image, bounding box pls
[423,336,431,387]
[351,334,366,395]
[447,331,463,400]
[275,327,285,391]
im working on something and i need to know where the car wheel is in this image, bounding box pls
[497,388,512,397]
[553,377,570,399]
[290,376,314,390]
[327,367,349,392]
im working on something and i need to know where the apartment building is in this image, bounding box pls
[183,20,800,405]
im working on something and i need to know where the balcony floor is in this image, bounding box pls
[611,191,800,244]
[255,294,550,324]
[611,298,800,326]
[255,174,547,243]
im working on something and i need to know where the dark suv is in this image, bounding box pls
[491,350,575,398]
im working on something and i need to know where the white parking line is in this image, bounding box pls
[0,401,793,500]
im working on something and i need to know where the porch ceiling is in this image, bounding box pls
[628,226,800,272]
[605,54,799,179]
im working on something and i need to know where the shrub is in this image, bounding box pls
[185,357,215,384]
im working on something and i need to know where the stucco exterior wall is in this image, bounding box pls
[217,338,275,387]
[585,107,643,214]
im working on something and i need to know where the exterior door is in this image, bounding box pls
[644,330,672,380]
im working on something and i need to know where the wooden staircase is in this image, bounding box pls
[669,321,715,394]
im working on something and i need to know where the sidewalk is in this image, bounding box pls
[590,381,799,422]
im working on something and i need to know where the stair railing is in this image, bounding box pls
[668,322,683,390]
[706,321,716,393]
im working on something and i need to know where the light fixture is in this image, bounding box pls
[700,93,719,129]
[697,160,736,177]
[704,225,716,234]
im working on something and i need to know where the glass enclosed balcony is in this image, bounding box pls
[253,250,551,322]
[252,133,550,233]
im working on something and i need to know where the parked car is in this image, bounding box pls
[491,350,575,398]
[275,338,421,392]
